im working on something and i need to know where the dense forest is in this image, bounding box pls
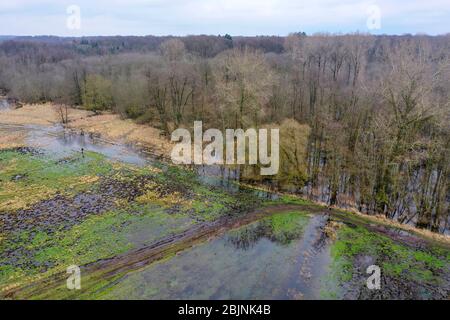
[0,33,448,233]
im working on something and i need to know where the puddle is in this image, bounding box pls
[95,212,334,299]
[0,123,149,166]
[196,165,241,191]
[194,165,279,200]
[0,98,10,111]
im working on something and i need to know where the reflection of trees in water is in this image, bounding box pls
[226,223,269,250]
[226,219,306,250]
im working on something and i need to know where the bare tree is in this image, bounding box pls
[54,103,70,125]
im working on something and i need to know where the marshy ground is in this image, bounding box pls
[0,103,449,300]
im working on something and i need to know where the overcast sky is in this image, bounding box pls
[0,0,449,36]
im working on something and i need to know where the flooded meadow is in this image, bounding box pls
[0,115,449,300]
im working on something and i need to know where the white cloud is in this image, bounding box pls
[0,0,449,35]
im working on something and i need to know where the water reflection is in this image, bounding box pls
[195,165,280,200]
[0,123,150,166]
[0,98,10,110]
[226,213,310,249]
[30,126,149,166]
[95,212,334,300]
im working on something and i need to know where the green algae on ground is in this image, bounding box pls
[263,211,311,244]
[327,224,450,298]
[0,150,112,210]
[0,149,112,183]
[268,194,312,206]
[0,149,267,292]
[7,210,313,299]
[0,204,194,287]
[153,166,263,221]
[5,148,449,300]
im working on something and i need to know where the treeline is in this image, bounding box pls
[0,34,448,233]
[0,34,284,60]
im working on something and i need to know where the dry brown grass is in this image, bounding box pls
[0,131,26,149]
[0,103,90,126]
[0,175,99,211]
[0,103,172,157]
[334,205,450,245]
[0,181,57,211]
[68,113,172,157]
[324,220,343,241]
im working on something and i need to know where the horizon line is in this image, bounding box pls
[1,32,449,38]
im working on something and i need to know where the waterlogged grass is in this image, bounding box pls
[4,212,309,299]
[0,149,269,292]
[264,194,313,206]
[329,225,450,288]
[0,150,112,210]
[0,149,341,298]
[0,149,112,183]
[266,211,310,244]
[137,164,263,221]
[0,149,264,219]
[190,185,239,221]
[226,211,311,247]
[89,211,312,299]
[0,204,194,287]
[10,148,450,299]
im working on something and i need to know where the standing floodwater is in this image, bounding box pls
[0,122,449,300]
[0,123,149,166]
[0,98,10,111]
[94,211,335,299]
